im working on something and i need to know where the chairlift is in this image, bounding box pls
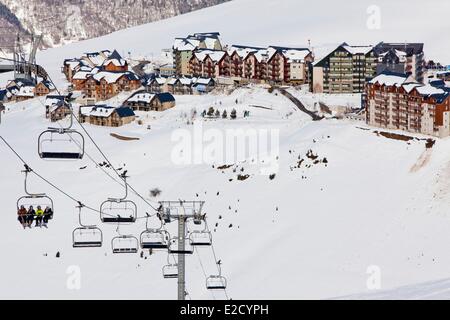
[189,230,212,246]
[168,236,193,255]
[163,263,178,279]
[16,166,54,219]
[160,207,173,223]
[100,175,137,224]
[206,262,227,290]
[111,235,139,254]
[38,104,85,160]
[140,217,169,249]
[72,205,103,248]
[206,275,228,290]
[162,254,178,279]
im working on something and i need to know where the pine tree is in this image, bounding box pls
[230,109,237,119]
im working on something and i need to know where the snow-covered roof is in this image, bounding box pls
[402,83,422,93]
[416,85,446,96]
[194,49,226,63]
[153,77,168,85]
[179,77,195,85]
[194,77,214,85]
[173,38,197,51]
[343,45,373,55]
[267,46,311,63]
[103,50,127,68]
[44,95,65,108]
[204,37,218,50]
[65,59,82,70]
[16,86,34,97]
[92,71,126,84]
[369,72,409,87]
[81,105,114,117]
[83,53,107,67]
[73,70,93,80]
[126,91,155,104]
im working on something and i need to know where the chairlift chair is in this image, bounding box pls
[38,105,85,160]
[16,166,54,219]
[72,205,103,248]
[163,264,178,279]
[168,236,193,255]
[73,226,103,248]
[111,235,139,254]
[140,229,169,250]
[100,175,137,224]
[189,230,212,246]
[206,275,227,290]
[206,262,227,290]
[100,199,137,223]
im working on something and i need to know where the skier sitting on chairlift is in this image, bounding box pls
[43,206,53,227]
[35,206,44,227]
[26,206,35,228]
[17,205,27,228]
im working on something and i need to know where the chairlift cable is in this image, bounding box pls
[43,72,161,215]
[0,135,101,215]
[204,218,230,299]
[194,246,216,300]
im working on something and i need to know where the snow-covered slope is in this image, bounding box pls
[1,0,450,300]
[341,278,450,300]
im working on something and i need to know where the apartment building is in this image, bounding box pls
[312,42,377,94]
[366,71,450,137]
[173,32,222,76]
[373,42,425,83]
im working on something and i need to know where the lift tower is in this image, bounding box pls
[159,200,205,300]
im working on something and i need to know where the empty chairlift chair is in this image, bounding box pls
[73,226,103,248]
[206,275,228,290]
[38,105,85,160]
[163,264,178,279]
[111,235,139,254]
[72,205,103,248]
[100,174,137,224]
[206,262,227,290]
[189,230,212,246]
[140,229,169,250]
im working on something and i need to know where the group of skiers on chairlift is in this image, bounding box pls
[17,205,53,229]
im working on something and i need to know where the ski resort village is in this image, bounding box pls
[1,0,450,302]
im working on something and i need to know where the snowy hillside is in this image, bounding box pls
[340,278,450,300]
[1,0,450,300]
[0,0,230,48]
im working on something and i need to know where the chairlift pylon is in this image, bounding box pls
[168,236,193,255]
[38,103,85,160]
[100,174,137,224]
[72,204,103,248]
